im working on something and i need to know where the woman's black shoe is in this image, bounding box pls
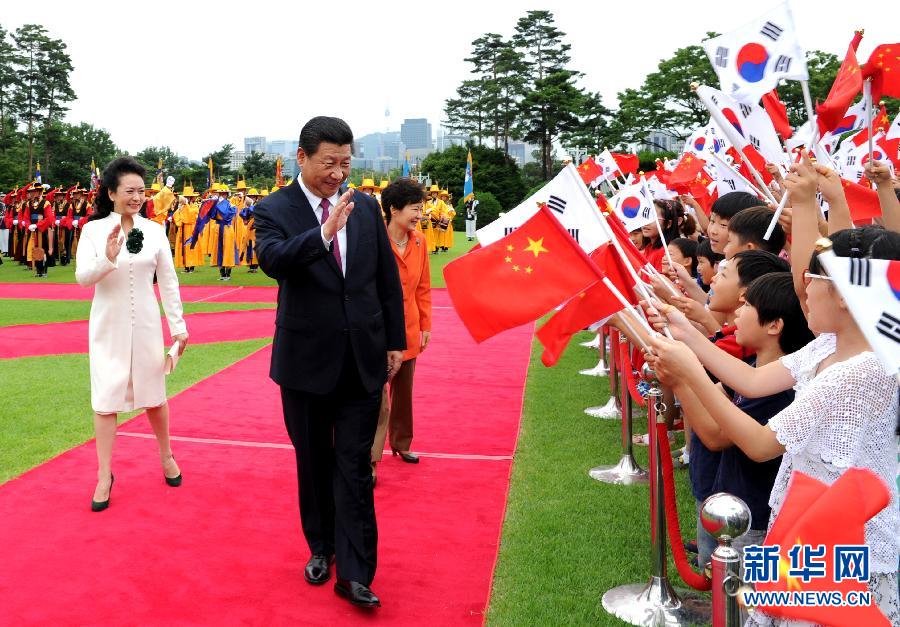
[164,456,182,487]
[91,474,114,512]
[392,450,419,464]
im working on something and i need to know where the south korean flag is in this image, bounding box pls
[702,2,808,105]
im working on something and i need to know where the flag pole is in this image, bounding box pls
[863,78,874,163]
[641,176,678,280]
[705,149,771,204]
[799,79,819,149]
[602,277,654,347]
[691,83,778,205]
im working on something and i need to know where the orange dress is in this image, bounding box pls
[391,229,432,361]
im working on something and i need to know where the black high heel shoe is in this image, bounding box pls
[91,474,114,512]
[392,450,419,464]
[164,456,182,487]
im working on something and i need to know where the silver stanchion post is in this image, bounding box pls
[585,327,618,419]
[580,326,610,376]
[701,493,751,627]
[589,338,648,484]
[602,365,710,625]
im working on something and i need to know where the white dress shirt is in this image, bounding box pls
[297,174,347,275]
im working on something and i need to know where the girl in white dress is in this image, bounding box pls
[76,157,189,511]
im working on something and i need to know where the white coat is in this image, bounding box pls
[75,212,186,413]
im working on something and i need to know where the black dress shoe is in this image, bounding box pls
[164,456,182,487]
[392,450,419,464]
[334,579,381,608]
[304,554,335,585]
[91,474,114,512]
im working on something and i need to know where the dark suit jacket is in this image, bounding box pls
[254,180,406,394]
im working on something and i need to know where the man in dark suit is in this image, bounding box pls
[254,116,405,609]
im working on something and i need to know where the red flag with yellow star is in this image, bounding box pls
[863,43,900,102]
[817,38,863,135]
[666,154,707,192]
[443,205,601,343]
[752,468,891,626]
[577,157,604,185]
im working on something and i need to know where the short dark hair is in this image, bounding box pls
[298,116,353,156]
[669,237,698,276]
[697,238,724,265]
[809,225,900,273]
[744,272,814,353]
[648,199,684,249]
[732,249,790,288]
[380,177,426,223]
[727,206,785,254]
[710,191,760,220]
[91,156,146,221]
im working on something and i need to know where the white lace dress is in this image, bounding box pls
[748,333,900,626]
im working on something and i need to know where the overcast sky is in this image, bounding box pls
[3,0,896,161]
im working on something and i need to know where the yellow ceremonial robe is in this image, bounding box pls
[173,203,204,268]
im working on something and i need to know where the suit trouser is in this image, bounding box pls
[371,358,416,459]
[465,219,477,238]
[279,346,382,585]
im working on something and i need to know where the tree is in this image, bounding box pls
[241,150,276,184]
[420,144,526,210]
[12,24,51,176]
[444,80,487,142]
[559,90,615,155]
[42,122,119,187]
[0,26,21,137]
[512,10,584,180]
[135,146,191,185]
[454,190,502,230]
[203,144,234,185]
[36,40,76,179]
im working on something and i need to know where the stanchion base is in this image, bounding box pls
[585,398,620,419]
[579,361,609,377]
[589,455,649,485]
[579,334,601,349]
[602,577,711,626]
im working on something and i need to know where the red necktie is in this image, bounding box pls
[319,198,342,271]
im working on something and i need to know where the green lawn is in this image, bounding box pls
[487,331,702,626]
[0,338,270,484]
[0,298,274,327]
[427,231,475,288]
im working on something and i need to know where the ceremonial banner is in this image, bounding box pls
[463,150,474,200]
[476,163,610,253]
[818,251,900,375]
[446,206,601,343]
[702,1,808,104]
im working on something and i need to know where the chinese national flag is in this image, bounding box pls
[611,152,640,177]
[577,157,604,185]
[862,43,900,102]
[817,40,863,135]
[444,205,601,343]
[738,145,774,186]
[841,178,883,224]
[762,89,793,140]
[536,243,635,366]
[753,468,891,626]
[666,154,707,192]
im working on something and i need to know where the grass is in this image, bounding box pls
[0,299,274,327]
[486,331,704,626]
[427,231,475,288]
[0,337,270,485]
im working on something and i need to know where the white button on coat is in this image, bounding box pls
[75,212,186,413]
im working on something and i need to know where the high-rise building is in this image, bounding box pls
[244,136,266,154]
[400,119,432,150]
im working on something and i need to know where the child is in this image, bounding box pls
[641,200,683,271]
[706,191,761,254]
[696,239,723,292]
[722,205,786,259]
[667,237,698,279]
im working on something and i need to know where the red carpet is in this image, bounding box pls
[0,309,276,359]
[0,282,278,303]
[0,299,534,624]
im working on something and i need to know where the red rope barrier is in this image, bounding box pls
[657,421,712,591]
[622,344,647,407]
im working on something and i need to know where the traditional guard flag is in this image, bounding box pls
[476,163,610,254]
[155,158,164,186]
[402,151,410,177]
[817,38,863,136]
[611,179,656,232]
[818,251,900,375]
[698,85,787,166]
[702,2,808,105]
[34,162,41,184]
[444,205,602,343]
[752,468,892,626]
[207,157,215,190]
[463,150,474,200]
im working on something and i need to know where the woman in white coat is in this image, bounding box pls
[76,157,189,512]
